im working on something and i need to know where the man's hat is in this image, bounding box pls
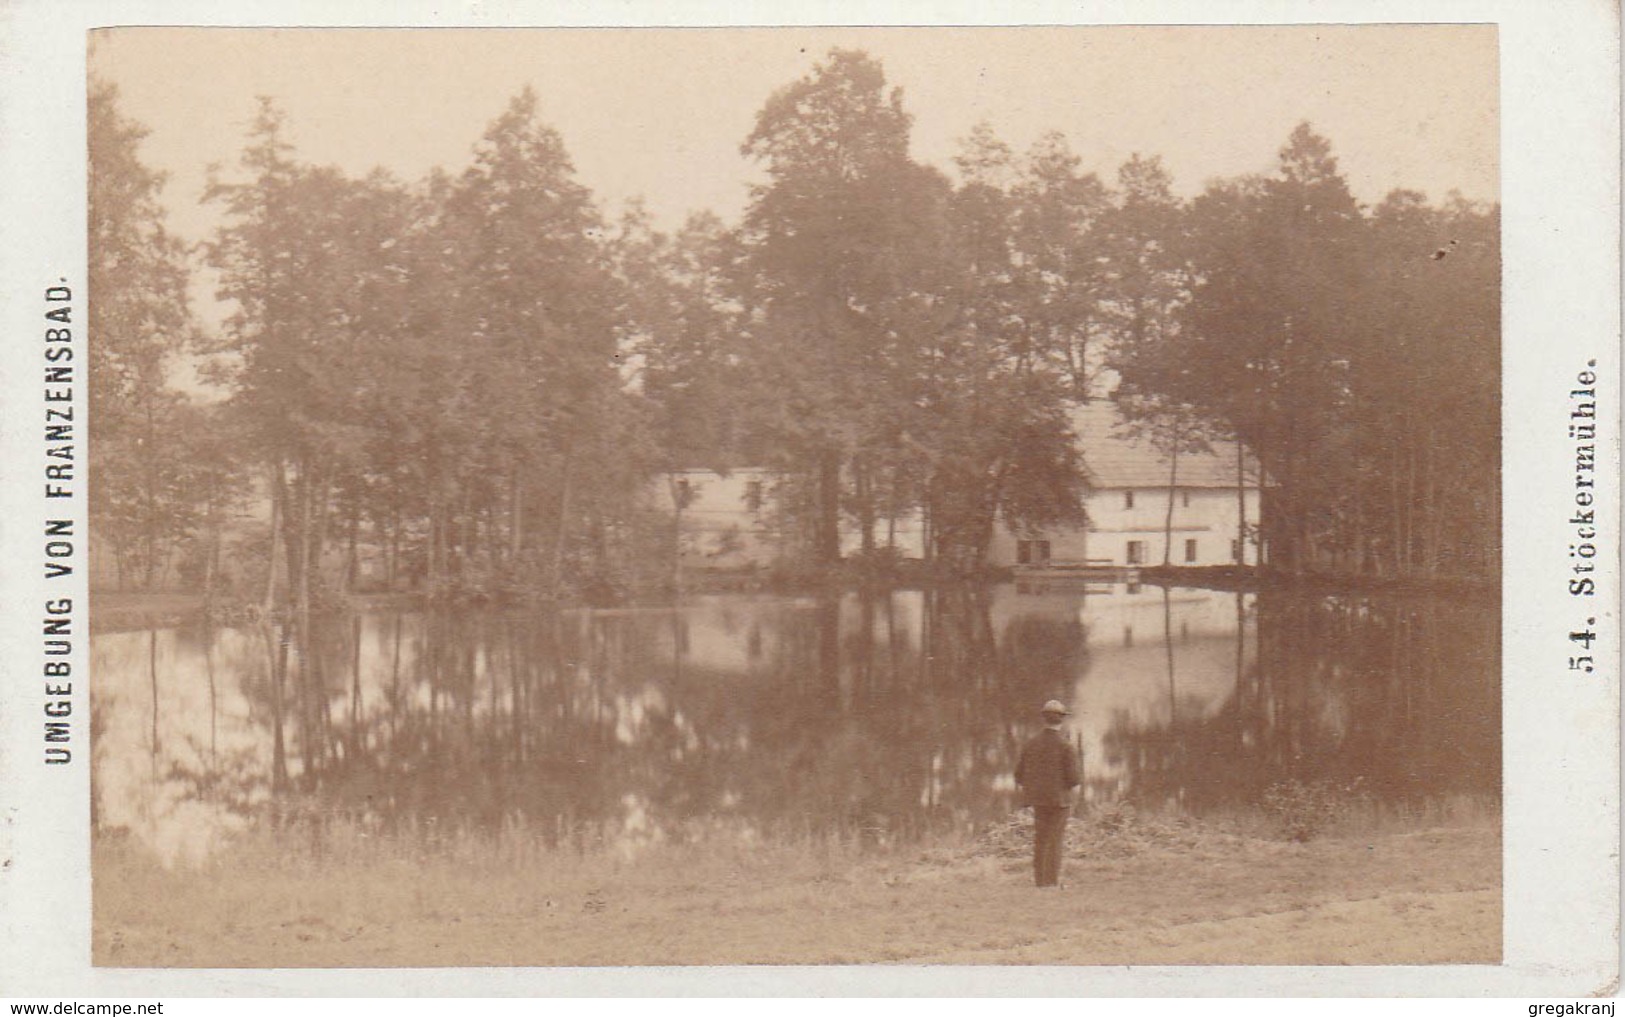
[1040,699,1070,717]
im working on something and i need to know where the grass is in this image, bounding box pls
[91,591,212,633]
[94,801,1501,968]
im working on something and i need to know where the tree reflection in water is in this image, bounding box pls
[1103,588,1499,814]
[92,583,1498,863]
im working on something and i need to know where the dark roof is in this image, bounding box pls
[1071,401,1257,490]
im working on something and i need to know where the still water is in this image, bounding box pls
[92,582,1499,863]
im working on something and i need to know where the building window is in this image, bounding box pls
[1231,539,1242,562]
[1123,625,1134,647]
[1016,539,1051,565]
[744,479,764,511]
[1126,540,1146,565]
[1185,538,1198,563]
[1182,490,1191,507]
[1124,490,1135,509]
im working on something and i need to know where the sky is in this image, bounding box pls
[92,25,1497,229]
[90,23,1498,331]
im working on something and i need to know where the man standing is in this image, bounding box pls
[1014,699,1081,888]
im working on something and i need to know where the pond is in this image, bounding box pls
[91,582,1499,864]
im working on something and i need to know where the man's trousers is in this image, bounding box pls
[1031,806,1070,887]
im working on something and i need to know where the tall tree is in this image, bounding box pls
[616,206,744,471]
[1143,124,1366,571]
[88,80,204,587]
[438,87,626,594]
[738,49,949,564]
[1009,131,1113,393]
[898,122,1087,569]
[1099,154,1188,378]
[205,99,419,621]
[1351,190,1499,577]
[1098,155,1215,565]
[611,206,752,588]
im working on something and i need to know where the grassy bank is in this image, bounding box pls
[94,805,1500,968]
[92,591,216,633]
[88,565,982,632]
[91,589,430,633]
[1136,564,1498,598]
[93,560,1497,637]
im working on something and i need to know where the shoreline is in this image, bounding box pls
[90,563,1498,633]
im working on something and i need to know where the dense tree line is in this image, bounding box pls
[1112,125,1499,578]
[89,49,1499,602]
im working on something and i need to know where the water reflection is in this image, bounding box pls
[92,583,1499,863]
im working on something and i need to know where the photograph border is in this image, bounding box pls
[0,0,1616,998]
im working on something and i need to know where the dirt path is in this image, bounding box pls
[96,822,1500,967]
[915,889,1500,965]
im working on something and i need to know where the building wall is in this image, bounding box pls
[652,469,783,567]
[655,468,927,566]
[988,485,1263,567]
[659,471,1262,569]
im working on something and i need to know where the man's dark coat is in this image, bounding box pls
[1015,727,1081,807]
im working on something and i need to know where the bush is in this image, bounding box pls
[1260,778,1366,841]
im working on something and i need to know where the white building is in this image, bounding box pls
[655,468,782,568]
[986,401,1263,569]
[651,467,928,567]
[659,401,1262,569]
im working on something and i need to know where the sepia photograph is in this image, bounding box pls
[76,22,1515,971]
